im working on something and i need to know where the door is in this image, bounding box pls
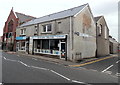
[60,42,66,59]
[26,41,29,54]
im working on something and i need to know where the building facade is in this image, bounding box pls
[16,4,96,61]
[109,36,118,54]
[94,16,110,57]
[2,8,36,51]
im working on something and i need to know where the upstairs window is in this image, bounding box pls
[34,25,38,35]
[43,24,52,33]
[20,29,26,35]
[104,26,107,39]
[99,24,102,35]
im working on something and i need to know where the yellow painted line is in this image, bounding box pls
[69,56,115,67]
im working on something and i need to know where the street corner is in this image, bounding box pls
[68,55,115,67]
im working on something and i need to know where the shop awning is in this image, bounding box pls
[16,36,27,40]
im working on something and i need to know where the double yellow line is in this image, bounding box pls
[69,56,115,67]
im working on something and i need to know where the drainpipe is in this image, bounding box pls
[69,16,73,60]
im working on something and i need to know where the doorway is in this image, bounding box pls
[60,42,66,59]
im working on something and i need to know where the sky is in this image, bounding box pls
[0,0,119,41]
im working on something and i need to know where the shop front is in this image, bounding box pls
[16,36,29,53]
[31,34,67,59]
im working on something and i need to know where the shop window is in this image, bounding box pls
[43,24,52,32]
[50,40,59,50]
[42,40,49,49]
[37,40,41,49]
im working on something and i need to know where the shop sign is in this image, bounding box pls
[74,32,93,37]
[16,36,27,40]
[31,35,66,39]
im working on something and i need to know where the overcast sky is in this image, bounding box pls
[0,0,118,41]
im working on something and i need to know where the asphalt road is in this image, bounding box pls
[75,55,119,77]
[1,51,119,84]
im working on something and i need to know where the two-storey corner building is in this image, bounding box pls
[2,8,36,51]
[94,16,110,57]
[16,4,96,61]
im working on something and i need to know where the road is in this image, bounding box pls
[1,51,119,84]
[71,55,119,77]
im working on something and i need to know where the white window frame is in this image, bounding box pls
[20,29,26,35]
[42,24,52,33]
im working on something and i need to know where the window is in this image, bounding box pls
[34,25,38,34]
[8,20,13,32]
[6,33,9,38]
[99,24,102,35]
[50,40,59,50]
[20,29,26,35]
[43,24,52,32]
[42,40,49,49]
[8,32,12,38]
[105,26,107,39]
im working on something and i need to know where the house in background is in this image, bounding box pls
[16,3,96,61]
[94,16,110,57]
[2,8,36,51]
[109,36,118,54]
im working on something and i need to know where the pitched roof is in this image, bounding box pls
[94,16,103,22]
[15,12,36,23]
[20,3,88,27]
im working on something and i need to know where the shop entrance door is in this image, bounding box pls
[26,41,29,54]
[60,42,66,59]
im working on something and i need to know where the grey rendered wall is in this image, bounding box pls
[38,18,70,35]
[73,6,96,60]
[16,25,35,37]
[96,17,110,57]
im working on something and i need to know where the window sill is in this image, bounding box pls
[20,34,26,36]
[41,32,52,34]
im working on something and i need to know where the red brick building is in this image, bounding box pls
[2,8,35,51]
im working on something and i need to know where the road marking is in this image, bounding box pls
[3,57,17,62]
[115,73,120,77]
[3,57,7,60]
[102,65,113,72]
[50,70,70,81]
[69,56,114,67]
[116,60,120,63]
[3,56,90,84]
[104,71,112,74]
[18,61,30,67]
[71,80,86,84]
[31,66,48,70]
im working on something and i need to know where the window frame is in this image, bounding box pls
[42,24,52,33]
[20,28,26,35]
